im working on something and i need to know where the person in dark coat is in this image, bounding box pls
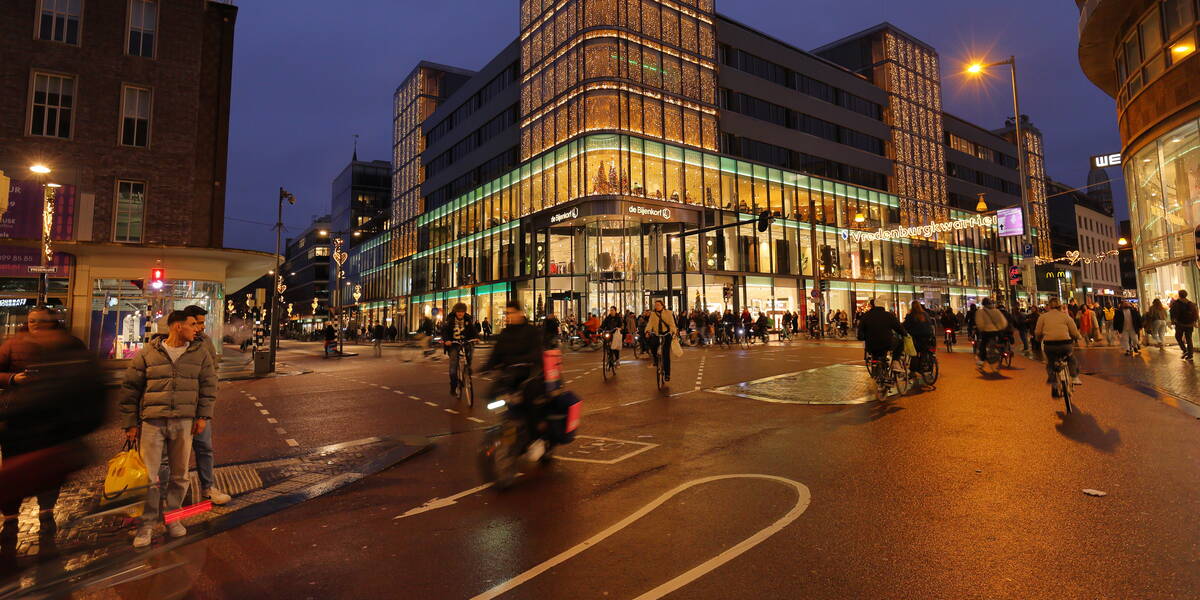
[857,298,907,369]
[1112,301,1143,356]
[483,301,544,402]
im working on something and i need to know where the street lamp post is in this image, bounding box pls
[29,164,58,306]
[966,56,1035,308]
[318,228,357,354]
[268,188,296,373]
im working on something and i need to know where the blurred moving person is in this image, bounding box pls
[120,310,217,548]
[1,307,103,569]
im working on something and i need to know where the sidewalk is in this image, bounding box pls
[1066,340,1200,419]
[0,436,430,597]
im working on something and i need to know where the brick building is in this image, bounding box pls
[0,0,271,356]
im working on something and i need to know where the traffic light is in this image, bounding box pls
[150,267,165,290]
[757,210,775,233]
[819,280,829,292]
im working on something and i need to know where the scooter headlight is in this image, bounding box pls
[487,400,506,410]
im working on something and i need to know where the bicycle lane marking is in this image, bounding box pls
[470,474,811,600]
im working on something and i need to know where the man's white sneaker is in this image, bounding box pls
[204,487,232,505]
[132,525,154,548]
[166,521,187,538]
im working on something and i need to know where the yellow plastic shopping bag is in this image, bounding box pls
[902,334,918,357]
[102,441,149,517]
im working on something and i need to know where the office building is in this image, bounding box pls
[359,1,1051,330]
[1046,179,1124,304]
[1076,0,1200,307]
[0,0,271,354]
[280,215,332,329]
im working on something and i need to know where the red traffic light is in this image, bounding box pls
[151,268,165,280]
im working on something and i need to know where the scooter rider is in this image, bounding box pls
[482,302,547,451]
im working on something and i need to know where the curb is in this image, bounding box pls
[0,436,432,598]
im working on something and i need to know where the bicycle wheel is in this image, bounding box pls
[656,358,666,389]
[1060,370,1074,414]
[458,360,474,407]
[602,349,613,381]
[923,354,939,386]
[1002,350,1013,369]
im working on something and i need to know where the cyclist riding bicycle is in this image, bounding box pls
[972,298,1009,368]
[1034,297,1083,388]
[902,300,936,379]
[600,306,623,365]
[858,298,907,372]
[441,302,478,397]
[754,312,770,343]
[939,307,958,335]
[646,300,678,382]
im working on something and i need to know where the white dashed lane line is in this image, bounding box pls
[285,439,300,447]
[444,408,459,415]
[275,427,287,434]
[424,402,438,407]
[467,417,485,424]
[266,417,277,424]
[259,409,270,415]
[254,402,263,407]
[409,395,422,401]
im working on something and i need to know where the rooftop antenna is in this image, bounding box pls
[352,134,359,161]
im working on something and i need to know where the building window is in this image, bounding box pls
[127,0,157,58]
[37,0,82,45]
[314,246,330,257]
[120,85,151,147]
[29,72,75,138]
[114,180,146,242]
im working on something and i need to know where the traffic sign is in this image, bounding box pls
[1008,266,1022,286]
[27,265,57,274]
[810,286,821,299]
[1022,243,1035,258]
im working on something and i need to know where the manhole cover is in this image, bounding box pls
[710,363,875,404]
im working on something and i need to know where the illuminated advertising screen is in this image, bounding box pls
[997,207,1024,237]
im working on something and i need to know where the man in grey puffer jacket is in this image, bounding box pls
[119,310,217,548]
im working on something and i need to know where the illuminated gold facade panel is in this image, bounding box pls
[882,32,948,224]
[1022,129,1051,257]
[391,67,446,260]
[520,0,718,159]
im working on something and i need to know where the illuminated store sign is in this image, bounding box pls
[1091,153,1121,168]
[628,205,672,220]
[997,207,1024,237]
[550,207,580,224]
[840,214,997,242]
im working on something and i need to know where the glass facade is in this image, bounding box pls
[395,132,1010,328]
[1115,0,1200,107]
[1127,116,1200,308]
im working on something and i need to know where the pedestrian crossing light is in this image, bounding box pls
[150,267,165,290]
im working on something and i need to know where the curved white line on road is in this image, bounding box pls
[471,474,811,600]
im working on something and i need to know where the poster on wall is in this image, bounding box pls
[0,179,75,240]
[0,248,73,278]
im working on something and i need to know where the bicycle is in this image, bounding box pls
[912,344,939,387]
[716,325,733,349]
[1050,354,1074,414]
[601,329,619,381]
[999,337,1014,369]
[449,340,475,407]
[652,332,670,389]
[943,328,956,353]
[736,326,751,349]
[865,350,910,401]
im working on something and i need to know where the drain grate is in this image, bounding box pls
[185,465,265,504]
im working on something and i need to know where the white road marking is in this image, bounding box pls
[467,417,484,423]
[254,402,263,407]
[380,385,390,390]
[424,402,438,407]
[409,395,421,401]
[394,390,405,395]
[444,408,459,414]
[259,409,270,415]
[275,427,287,434]
[470,474,811,600]
[266,418,278,424]
[285,439,299,447]
[555,435,658,464]
[393,481,497,519]
[247,396,256,401]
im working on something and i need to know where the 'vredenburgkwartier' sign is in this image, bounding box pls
[840,214,997,242]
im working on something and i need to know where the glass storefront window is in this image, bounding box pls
[90,278,223,359]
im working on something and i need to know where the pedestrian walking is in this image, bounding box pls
[481,318,493,338]
[1169,290,1197,360]
[1,306,94,558]
[1145,298,1169,348]
[388,323,398,342]
[120,310,217,548]
[1079,305,1096,346]
[323,322,337,357]
[372,321,385,357]
[1112,301,1142,356]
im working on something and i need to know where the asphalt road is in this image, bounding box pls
[87,337,1200,599]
